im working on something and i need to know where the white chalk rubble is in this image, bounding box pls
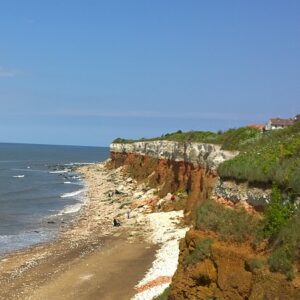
[132,211,189,300]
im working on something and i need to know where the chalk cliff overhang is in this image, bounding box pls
[110,141,238,170]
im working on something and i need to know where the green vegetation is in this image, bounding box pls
[114,122,300,194]
[114,123,300,279]
[153,287,170,300]
[210,127,262,150]
[262,184,295,240]
[246,257,266,272]
[175,187,188,198]
[113,130,216,144]
[267,206,300,279]
[195,185,300,279]
[113,127,261,150]
[255,185,299,279]
[218,122,300,193]
[113,121,300,193]
[196,200,261,243]
[112,137,136,143]
[185,238,213,266]
[268,246,294,279]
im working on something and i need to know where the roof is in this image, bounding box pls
[269,118,295,126]
[247,124,265,130]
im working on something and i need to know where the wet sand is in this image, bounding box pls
[0,163,156,300]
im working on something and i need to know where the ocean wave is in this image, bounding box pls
[57,203,83,215]
[64,162,95,166]
[0,230,54,255]
[12,175,25,178]
[49,170,69,174]
[64,181,83,186]
[60,189,84,198]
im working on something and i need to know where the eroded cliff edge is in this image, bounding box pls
[109,140,300,299]
[110,141,237,223]
[110,141,271,216]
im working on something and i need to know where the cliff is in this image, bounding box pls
[110,141,237,223]
[110,141,237,170]
[110,141,271,210]
[109,140,300,299]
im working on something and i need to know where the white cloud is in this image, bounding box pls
[0,66,23,78]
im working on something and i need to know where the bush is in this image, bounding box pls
[246,257,266,272]
[266,207,300,279]
[268,246,294,280]
[112,137,135,143]
[196,200,261,243]
[185,238,213,266]
[262,184,294,240]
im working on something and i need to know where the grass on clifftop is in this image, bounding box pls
[218,122,300,193]
[113,127,261,151]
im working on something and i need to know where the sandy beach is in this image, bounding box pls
[0,161,187,300]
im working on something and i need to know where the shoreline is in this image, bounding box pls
[0,161,187,300]
[0,163,88,258]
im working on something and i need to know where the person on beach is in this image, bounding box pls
[113,218,121,226]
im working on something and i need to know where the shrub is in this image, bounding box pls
[268,246,294,280]
[267,208,300,279]
[262,184,294,240]
[196,200,261,243]
[246,257,266,272]
[185,238,213,266]
[112,137,135,143]
[175,187,188,197]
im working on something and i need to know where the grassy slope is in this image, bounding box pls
[218,122,300,193]
[196,196,300,279]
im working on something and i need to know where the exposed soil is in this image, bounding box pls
[110,151,300,299]
[109,152,217,223]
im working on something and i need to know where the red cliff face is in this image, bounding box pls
[110,152,217,223]
[109,148,300,298]
[169,230,300,300]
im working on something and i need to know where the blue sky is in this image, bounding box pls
[0,1,299,146]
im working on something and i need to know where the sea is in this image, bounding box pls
[0,143,109,256]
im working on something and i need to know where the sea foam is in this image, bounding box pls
[60,189,85,198]
[49,170,68,174]
[58,203,83,215]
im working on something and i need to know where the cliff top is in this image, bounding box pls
[113,127,261,151]
[219,122,300,193]
[112,122,300,194]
